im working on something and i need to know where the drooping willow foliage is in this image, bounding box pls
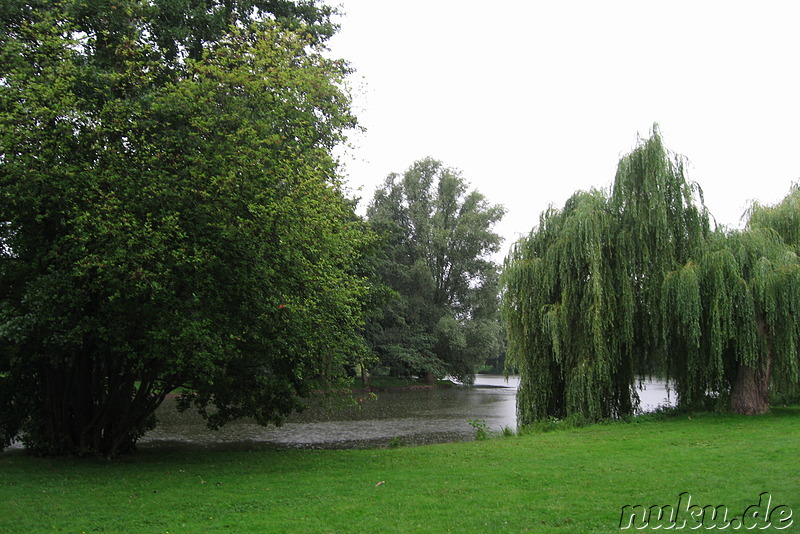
[502,127,709,424]
[747,183,800,254]
[502,190,634,422]
[663,187,800,414]
[746,187,800,401]
[504,126,800,423]
[609,129,712,376]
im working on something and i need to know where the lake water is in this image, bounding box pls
[137,375,674,451]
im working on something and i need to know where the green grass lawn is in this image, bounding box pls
[1,407,798,533]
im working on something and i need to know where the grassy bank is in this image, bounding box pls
[1,407,798,533]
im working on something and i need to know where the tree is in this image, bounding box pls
[0,1,369,456]
[502,127,710,424]
[662,187,800,414]
[503,126,800,424]
[364,158,505,384]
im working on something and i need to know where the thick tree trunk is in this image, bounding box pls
[731,322,771,415]
[424,370,435,385]
[32,360,163,457]
[730,361,770,414]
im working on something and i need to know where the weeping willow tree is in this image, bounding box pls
[504,126,800,424]
[663,186,800,414]
[502,126,709,424]
[501,189,632,422]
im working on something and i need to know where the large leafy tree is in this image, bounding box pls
[663,187,800,414]
[503,127,800,424]
[502,128,709,424]
[0,0,369,456]
[364,158,505,384]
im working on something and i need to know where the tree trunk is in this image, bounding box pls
[730,361,770,414]
[731,319,772,415]
[360,363,371,388]
[31,359,162,457]
[424,370,435,385]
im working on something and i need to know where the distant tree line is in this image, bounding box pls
[362,158,506,385]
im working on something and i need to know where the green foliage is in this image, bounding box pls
[663,196,800,412]
[0,1,369,456]
[502,126,710,424]
[387,436,405,448]
[364,158,505,383]
[142,0,339,60]
[500,425,515,437]
[467,418,489,440]
[746,182,800,253]
[504,125,800,423]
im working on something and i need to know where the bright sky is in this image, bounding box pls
[328,0,800,259]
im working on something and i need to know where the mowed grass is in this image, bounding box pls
[1,408,798,533]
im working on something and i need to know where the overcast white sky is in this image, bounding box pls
[327,1,800,259]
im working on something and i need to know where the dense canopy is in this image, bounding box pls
[364,158,505,383]
[0,0,369,456]
[502,127,800,424]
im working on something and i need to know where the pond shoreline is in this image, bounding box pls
[137,375,519,451]
[349,382,455,393]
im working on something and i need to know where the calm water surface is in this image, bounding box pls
[138,375,673,451]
